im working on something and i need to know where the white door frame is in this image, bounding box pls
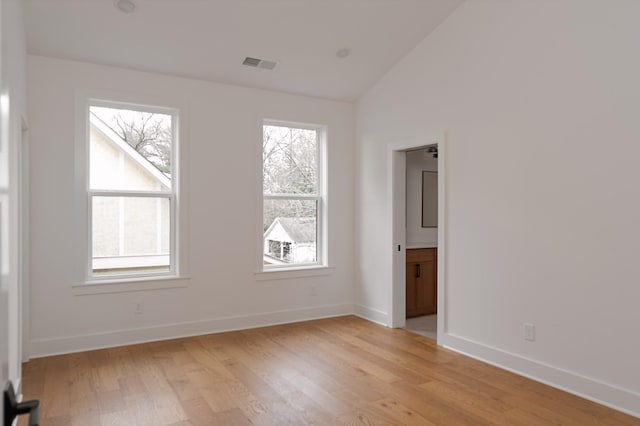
[19,118,29,362]
[387,132,447,344]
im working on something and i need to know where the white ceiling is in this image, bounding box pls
[24,0,463,101]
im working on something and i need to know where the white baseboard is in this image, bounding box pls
[353,304,388,326]
[440,333,640,419]
[27,303,639,419]
[30,303,354,358]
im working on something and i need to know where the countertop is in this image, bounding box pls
[406,243,438,249]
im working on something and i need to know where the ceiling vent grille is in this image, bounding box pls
[258,60,277,70]
[242,57,261,67]
[242,56,277,70]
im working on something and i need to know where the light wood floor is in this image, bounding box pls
[20,316,638,425]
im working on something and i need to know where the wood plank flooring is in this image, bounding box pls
[19,316,639,425]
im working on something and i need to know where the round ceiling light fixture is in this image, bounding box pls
[114,0,136,13]
[335,48,351,59]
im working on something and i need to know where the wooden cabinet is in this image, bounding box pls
[406,248,437,317]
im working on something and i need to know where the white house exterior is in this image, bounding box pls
[263,217,316,265]
[90,113,171,273]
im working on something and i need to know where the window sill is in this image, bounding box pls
[254,265,334,281]
[73,275,190,295]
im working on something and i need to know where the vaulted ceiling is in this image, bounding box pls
[24,0,463,101]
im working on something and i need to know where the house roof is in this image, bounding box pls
[89,112,171,189]
[265,217,316,244]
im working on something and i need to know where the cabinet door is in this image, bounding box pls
[406,262,418,316]
[406,248,437,318]
[415,260,436,315]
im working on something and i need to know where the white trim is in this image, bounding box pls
[353,305,388,326]
[255,117,265,271]
[29,303,354,358]
[90,190,172,197]
[74,275,190,295]
[263,118,324,132]
[117,194,124,255]
[263,194,319,200]
[436,138,447,341]
[254,265,334,281]
[389,149,406,328]
[19,118,30,362]
[387,132,446,332]
[74,90,190,290]
[440,333,640,419]
[171,110,182,276]
[319,125,329,269]
[90,98,177,116]
[83,98,180,282]
[259,120,328,272]
[155,197,162,253]
[2,83,22,389]
[74,93,90,289]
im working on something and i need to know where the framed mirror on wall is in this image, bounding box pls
[422,171,438,228]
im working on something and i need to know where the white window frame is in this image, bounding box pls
[84,98,180,283]
[259,119,328,273]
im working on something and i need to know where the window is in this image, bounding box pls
[87,102,178,279]
[262,122,325,269]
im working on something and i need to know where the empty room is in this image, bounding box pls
[2,0,639,424]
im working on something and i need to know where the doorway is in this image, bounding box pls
[403,145,438,339]
[388,133,446,344]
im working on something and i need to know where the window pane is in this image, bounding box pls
[92,196,170,276]
[263,199,317,265]
[263,125,317,195]
[90,106,172,191]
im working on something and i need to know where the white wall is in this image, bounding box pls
[356,0,640,416]
[0,0,27,389]
[405,149,437,246]
[27,55,355,356]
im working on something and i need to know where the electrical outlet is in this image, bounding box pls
[310,286,318,297]
[524,323,535,342]
[135,302,144,315]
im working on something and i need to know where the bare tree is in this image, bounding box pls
[91,106,173,176]
[263,125,318,231]
[263,126,317,191]
[110,111,172,174]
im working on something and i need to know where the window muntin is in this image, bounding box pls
[262,123,323,269]
[88,103,177,279]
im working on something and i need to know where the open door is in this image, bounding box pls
[0,114,38,426]
[1,118,37,426]
[1,254,8,424]
[0,2,11,413]
[0,7,37,421]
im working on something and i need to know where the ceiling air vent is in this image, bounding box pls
[242,57,261,67]
[258,60,277,70]
[242,56,277,70]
